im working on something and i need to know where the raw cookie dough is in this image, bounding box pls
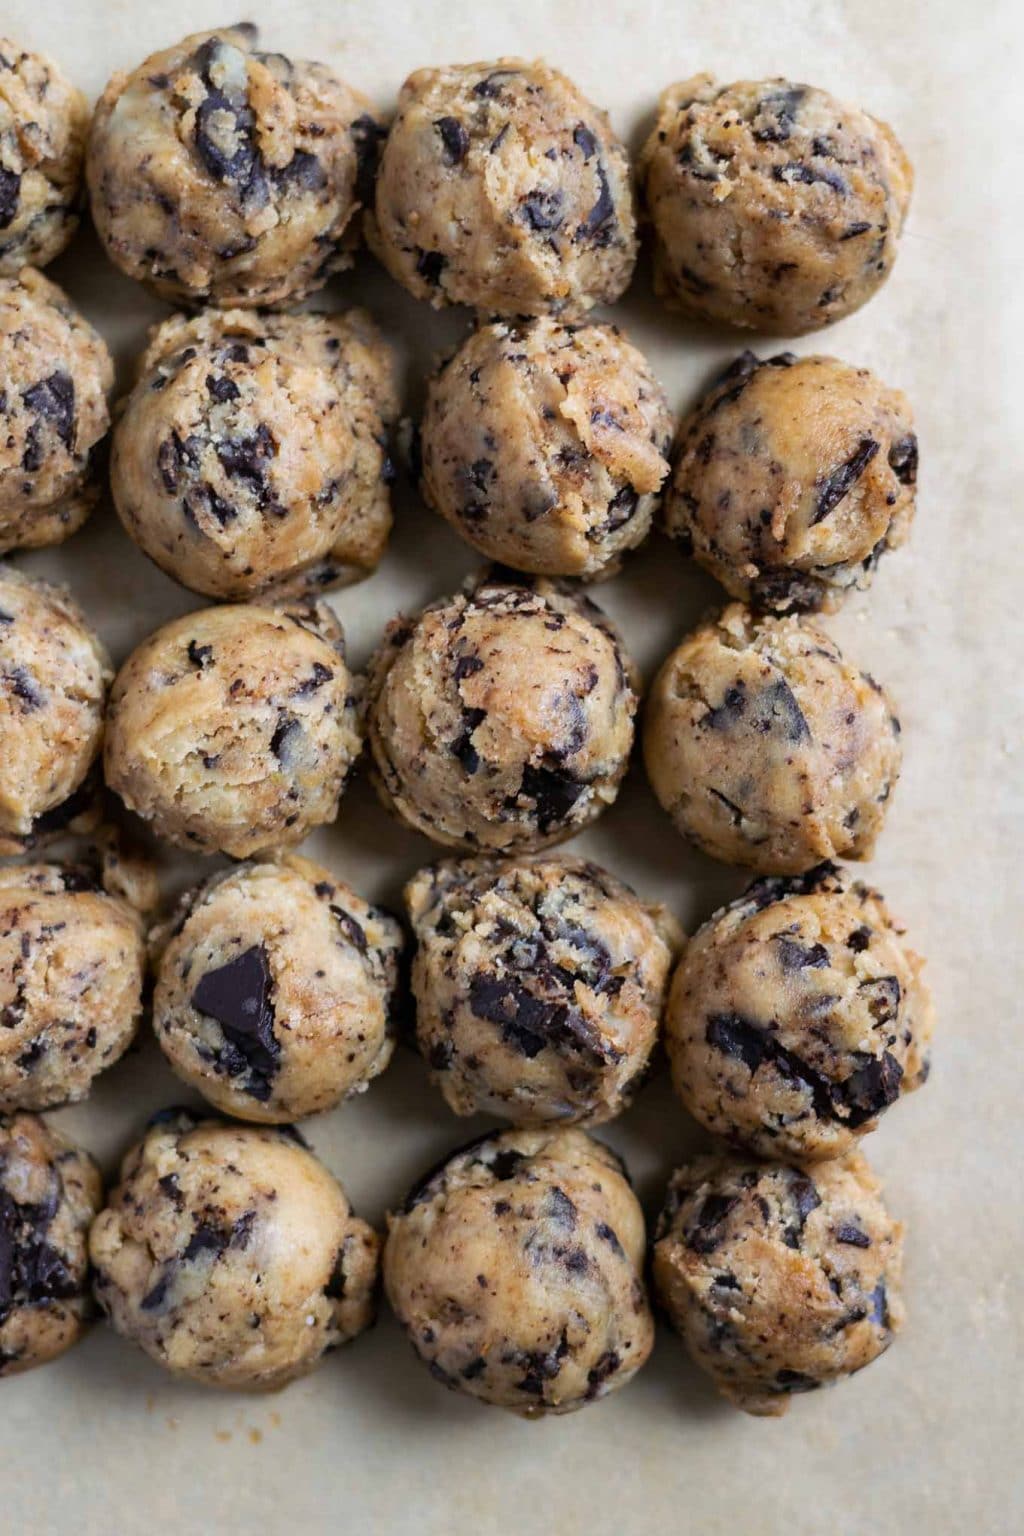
[639,75,913,334]
[0,566,111,855]
[0,269,113,554]
[0,862,145,1111]
[0,1111,102,1375]
[406,855,681,1125]
[152,853,403,1122]
[643,603,902,873]
[664,351,918,612]
[368,59,636,317]
[90,1111,379,1389]
[652,1150,904,1415]
[112,307,397,602]
[384,1126,653,1414]
[367,571,639,852]
[0,41,87,272]
[104,599,362,858]
[87,24,382,309]
[420,318,673,578]
[665,861,933,1160]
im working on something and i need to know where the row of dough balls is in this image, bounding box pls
[1,1107,905,1420]
[1,26,912,331]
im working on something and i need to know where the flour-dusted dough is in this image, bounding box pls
[0,41,87,273]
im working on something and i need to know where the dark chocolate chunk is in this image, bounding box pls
[521,189,564,232]
[585,1349,620,1397]
[269,713,301,762]
[870,1281,890,1328]
[434,116,469,165]
[577,159,616,245]
[187,639,213,669]
[813,438,880,524]
[415,248,446,287]
[595,1221,624,1258]
[774,1368,820,1393]
[835,1223,871,1248]
[324,1249,347,1300]
[545,1187,577,1230]
[21,371,75,454]
[206,373,241,403]
[191,944,280,1102]
[775,937,830,971]
[452,707,486,774]
[0,167,20,228]
[519,763,584,832]
[275,150,326,191]
[3,666,43,710]
[780,1169,821,1249]
[684,1193,739,1254]
[888,434,918,486]
[487,1147,526,1182]
[573,123,598,159]
[771,161,848,195]
[472,70,516,99]
[703,684,747,731]
[351,114,386,206]
[839,1051,903,1128]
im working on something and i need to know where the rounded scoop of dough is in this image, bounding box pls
[0,41,87,272]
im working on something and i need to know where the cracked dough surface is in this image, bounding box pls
[0,40,87,273]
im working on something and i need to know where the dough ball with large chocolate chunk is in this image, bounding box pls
[420,317,673,579]
[105,600,362,858]
[0,1112,102,1375]
[665,862,932,1160]
[368,59,636,317]
[664,351,918,612]
[366,572,638,853]
[0,41,88,273]
[152,854,403,1122]
[653,1150,904,1415]
[90,1111,379,1389]
[384,1127,653,1415]
[112,307,398,600]
[639,75,912,334]
[643,603,901,874]
[86,24,382,309]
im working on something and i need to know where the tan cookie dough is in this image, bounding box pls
[406,855,681,1125]
[90,1111,379,1389]
[643,604,901,873]
[653,1150,904,1415]
[384,1127,653,1414]
[368,59,636,317]
[0,862,145,1112]
[0,269,113,555]
[367,572,638,853]
[420,318,672,578]
[665,861,932,1160]
[639,76,913,334]
[664,351,918,612]
[112,307,397,600]
[105,600,362,858]
[0,41,87,272]
[87,24,382,309]
[152,853,403,1123]
[0,566,111,854]
[0,1112,102,1375]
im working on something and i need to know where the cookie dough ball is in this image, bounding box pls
[0,42,87,272]
[368,59,636,318]
[0,863,145,1111]
[90,1112,379,1388]
[666,862,932,1160]
[367,572,638,853]
[0,566,111,855]
[653,1150,904,1415]
[665,351,919,612]
[385,1127,653,1414]
[644,604,901,873]
[639,76,913,334]
[406,856,681,1125]
[421,318,672,579]
[0,1112,102,1375]
[87,24,382,309]
[0,269,113,554]
[152,854,403,1122]
[105,600,362,858]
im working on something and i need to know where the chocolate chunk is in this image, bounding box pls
[139,1272,171,1312]
[351,114,386,206]
[427,1038,453,1071]
[187,639,213,669]
[585,1349,620,1397]
[813,438,880,524]
[775,937,830,971]
[460,1355,487,1379]
[839,1051,903,1128]
[703,684,747,730]
[487,1147,526,1182]
[519,763,584,832]
[191,944,281,1101]
[0,167,20,228]
[545,1187,577,1230]
[577,159,616,245]
[324,1250,347,1300]
[472,70,516,99]
[434,116,469,166]
[192,39,262,191]
[21,371,75,455]
[30,774,97,837]
[415,248,446,287]
[684,1193,739,1254]
[294,662,334,697]
[774,1368,819,1393]
[269,713,301,762]
[705,1013,836,1121]
[181,1221,225,1263]
[521,189,564,232]
[595,1221,624,1257]
[751,86,805,142]
[573,124,598,159]
[859,975,901,1024]
[604,484,639,530]
[835,1223,871,1248]
[751,677,811,742]
[330,904,367,953]
[772,161,848,195]
[452,707,486,774]
[0,1189,77,1316]
[469,973,557,1059]
[206,373,240,403]
[888,434,918,486]
[275,150,326,191]
[780,1169,821,1249]
[3,666,44,710]
[847,925,871,953]
[870,1281,890,1328]
[840,220,873,240]
[216,422,277,499]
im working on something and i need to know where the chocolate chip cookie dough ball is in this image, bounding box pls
[639,76,913,333]
[90,1111,379,1388]
[0,567,111,855]
[368,60,636,317]
[420,318,673,578]
[87,24,383,309]
[105,600,362,858]
[152,854,403,1123]
[112,307,398,601]
[666,862,932,1160]
[367,573,638,853]
[653,1150,904,1415]
[644,604,901,873]
[0,863,145,1112]
[0,1112,102,1375]
[385,1127,653,1414]
[406,856,681,1125]
[0,269,113,555]
[0,41,87,272]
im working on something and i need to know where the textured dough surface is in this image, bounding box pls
[643,603,902,873]
[653,1150,903,1415]
[421,318,672,578]
[0,40,87,272]
[368,58,636,317]
[384,1126,653,1414]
